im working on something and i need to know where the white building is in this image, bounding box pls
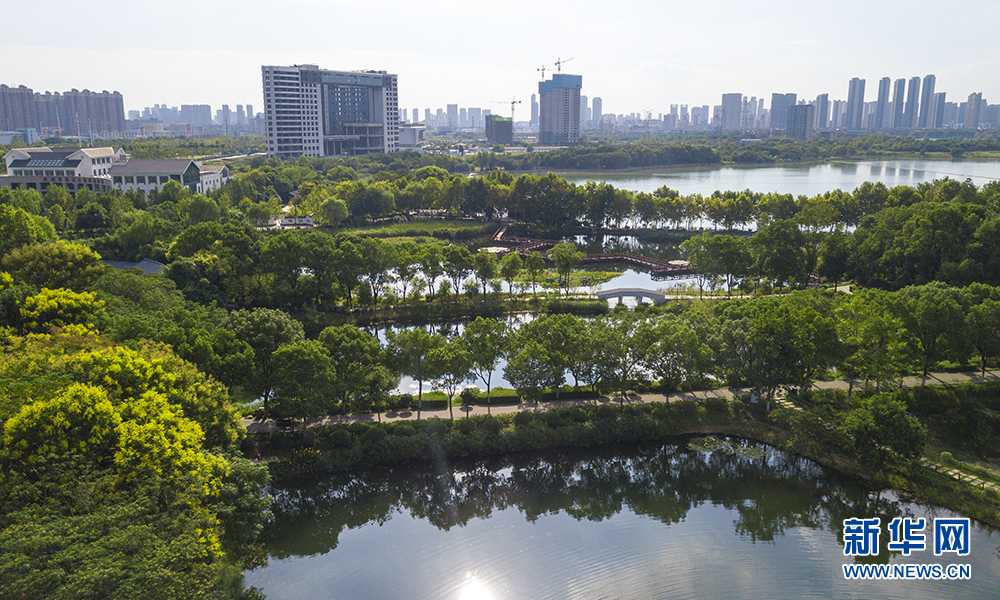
[538,74,582,145]
[262,64,399,159]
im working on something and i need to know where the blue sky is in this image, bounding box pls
[5,0,999,117]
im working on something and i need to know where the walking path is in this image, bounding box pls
[244,369,999,431]
[246,369,1000,493]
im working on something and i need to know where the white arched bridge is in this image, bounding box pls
[595,287,668,305]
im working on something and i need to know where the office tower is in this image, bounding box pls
[447,104,458,127]
[485,114,513,145]
[814,93,830,129]
[236,105,246,126]
[918,74,936,128]
[845,78,865,129]
[460,108,468,127]
[875,77,891,129]
[247,104,253,120]
[538,73,582,144]
[891,79,906,128]
[903,76,921,128]
[591,97,602,127]
[965,92,983,128]
[581,95,588,123]
[931,92,946,128]
[180,105,212,128]
[787,104,815,141]
[468,107,482,129]
[262,64,398,159]
[720,93,743,130]
[401,108,408,123]
[530,94,538,126]
[769,93,796,130]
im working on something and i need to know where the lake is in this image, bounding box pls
[246,442,1000,599]
[560,159,1000,196]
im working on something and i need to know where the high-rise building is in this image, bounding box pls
[814,94,830,129]
[875,77,891,130]
[918,74,936,128]
[485,114,513,145]
[262,64,399,159]
[903,76,921,128]
[769,93,796,130]
[931,92,946,129]
[446,104,459,128]
[721,93,743,130]
[787,104,815,141]
[891,79,906,128]
[580,95,589,124]
[1,84,126,137]
[591,97,602,128]
[965,92,983,128]
[538,73,582,144]
[845,78,866,129]
[468,107,482,130]
[530,94,538,126]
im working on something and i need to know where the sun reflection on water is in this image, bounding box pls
[458,572,493,600]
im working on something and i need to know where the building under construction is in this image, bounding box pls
[485,114,513,145]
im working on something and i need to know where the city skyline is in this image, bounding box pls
[4,0,998,118]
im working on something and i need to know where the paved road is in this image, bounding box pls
[242,369,1000,433]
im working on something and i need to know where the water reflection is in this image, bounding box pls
[249,443,1000,599]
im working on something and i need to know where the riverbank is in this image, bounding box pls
[248,369,1000,527]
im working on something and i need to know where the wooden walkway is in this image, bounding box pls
[492,226,693,277]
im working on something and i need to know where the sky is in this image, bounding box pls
[5,0,1000,118]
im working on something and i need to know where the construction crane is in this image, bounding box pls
[537,65,547,80]
[492,97,521,119]
[554,57,575,72]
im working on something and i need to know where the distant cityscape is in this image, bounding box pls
[0,70,996,154]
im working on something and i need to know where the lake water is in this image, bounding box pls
[560,159,1000,196]
[246,442,1000,599]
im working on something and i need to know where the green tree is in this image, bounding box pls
[0,204,46,257]
[20,288,104,334]
[967,298,1000,376]
[225,307,305,416]
[319,325,395,417]
[443,245,474,298]
[270,340,337,418]
[428,340,471,420]
[499,251,523,298]
[316,197,349,226]
[550,242,584,296]
[504,340,561,405]
[2,241,105,292]
[839,394,926,471]
[461,317,509,412]
[386,327,445,419]
[525,251,546,295]
[473,251,498,296]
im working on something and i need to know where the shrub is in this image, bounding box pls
[362,426,388,443]
[480,417,503,433]
[542,411,564,428]
[940,451,957,466]
[425,421,449,436]
[457,419,478,434]
[703,397,729,413]
[675,399,698,417]
[596,405,617,420]
[328,428,353,448]
[567,407,588,423]
[394,424,416,437]
[513,411,535,426]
